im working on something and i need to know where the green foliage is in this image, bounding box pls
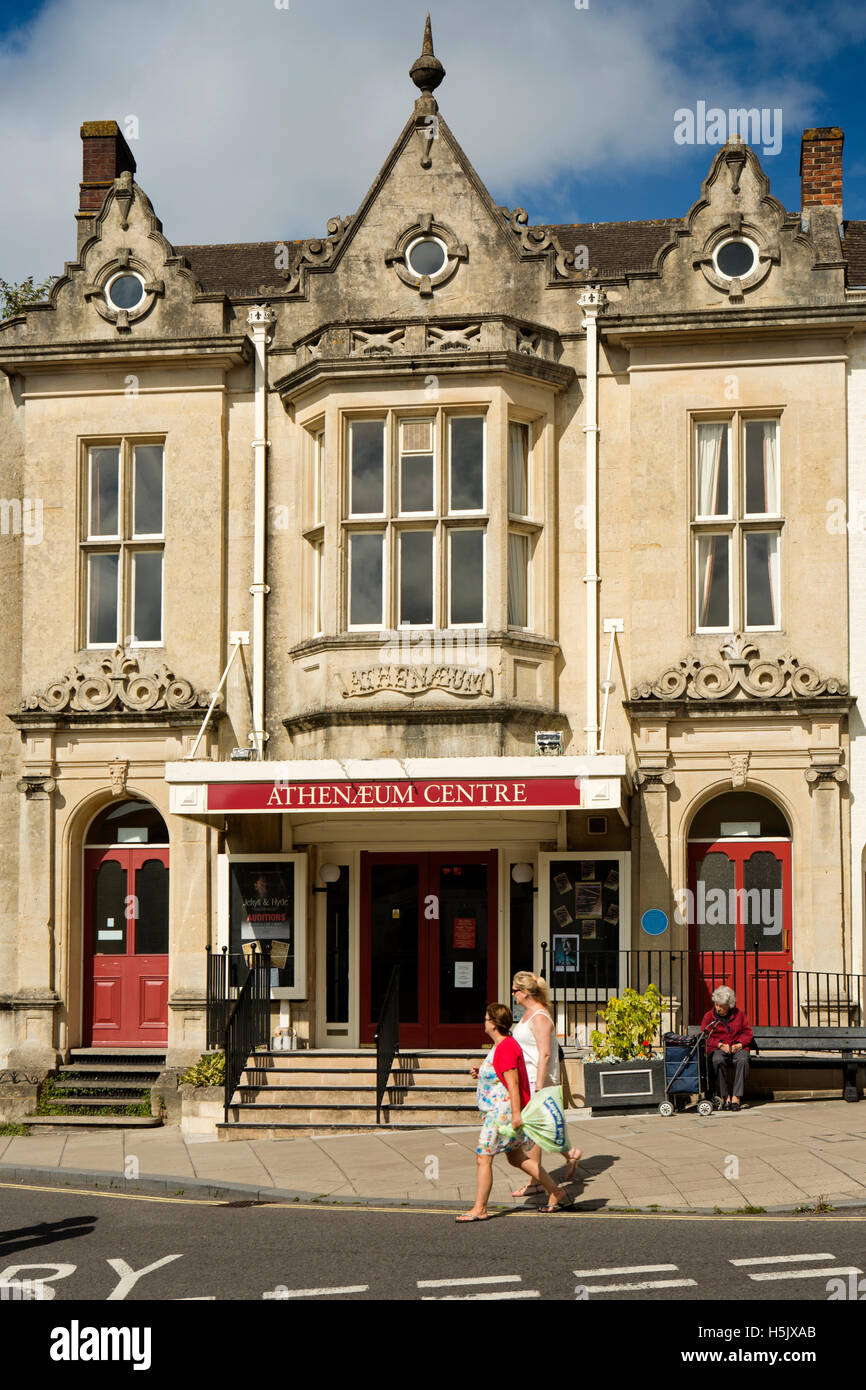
[589,983,663,1061]
[0,1122,29,1135]
[0,275,55,318]
[180,1050,226,1088]
[34,1075,152,1118]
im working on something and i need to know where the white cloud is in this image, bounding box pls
[0,0,827,283]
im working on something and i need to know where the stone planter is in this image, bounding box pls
[180,1085,223,1136]
[584,1058,665,1112]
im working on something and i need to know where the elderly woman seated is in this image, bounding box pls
[700,986,754,1111]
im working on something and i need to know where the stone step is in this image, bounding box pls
[236,1085,475,1106]
[252,1051,485,1072]
[69,1049,166,1061]
[227,1102,479,1126]
[22,1115,163,1128]
[55,1078,152,1092]
[60,1063,163,1076]
[241,1069,476,1090]
[41,1096,151,1109]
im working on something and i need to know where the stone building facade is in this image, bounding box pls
[1,26,864,1070]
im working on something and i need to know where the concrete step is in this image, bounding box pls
[217,1121,429,1140]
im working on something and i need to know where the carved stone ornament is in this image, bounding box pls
[384,214,468,297]
[634,767,675,788]
[21,647,210,715]
[340,664,494,699]
[280,215,354,294]
[82,211,165,331]
[692,219,778,299]
[631,635,848,703]
[730,752,750,788]
[500,209,588,281]
[109,758,129,797]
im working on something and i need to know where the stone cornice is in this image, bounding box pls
[277,349,573,404]
[0,336,251,377]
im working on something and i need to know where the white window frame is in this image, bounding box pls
[537,851,631,1033]
[82,439,165,649]
[217,852,308,1001]
[348,417,387,519]
[347,528,386,630]
[397,526,436,629]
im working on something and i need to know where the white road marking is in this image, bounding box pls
[417,1275,522,1288]
[262,1284,369,1298]
[421,1289,541,1300]
[730,1252,835,1266]
[746,1266,862,1282]
[573,1263,679,1277]
[582,1279,698,1293]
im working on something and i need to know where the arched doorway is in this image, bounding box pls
[83,799,169,1047]
[687,791,792,1025]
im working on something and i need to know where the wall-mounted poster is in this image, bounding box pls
[219,854,308,999]
[553,933,579,973]
[453,917,476,950]
[574,881,603,918]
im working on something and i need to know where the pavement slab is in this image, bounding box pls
[59,1134,125,1173]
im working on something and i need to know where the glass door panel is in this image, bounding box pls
[369,862,420,1027]
[435,862,489,1027]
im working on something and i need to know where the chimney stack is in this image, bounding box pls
[800,127,843,221]
[77,120,136,250]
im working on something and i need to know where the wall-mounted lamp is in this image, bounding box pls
[511,862,534,884]
[313,861,343,892]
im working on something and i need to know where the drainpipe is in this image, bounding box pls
[247,306,276,759]
[579,286,606,757]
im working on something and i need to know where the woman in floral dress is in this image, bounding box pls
[456,1003,572,1222]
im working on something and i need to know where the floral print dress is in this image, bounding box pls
[475,1046,526,1156]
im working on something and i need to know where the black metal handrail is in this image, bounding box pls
[224,943,272,1123]
[547,948,866,1042]
[374,965,400,1125]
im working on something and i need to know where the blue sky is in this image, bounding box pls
[2,0,866,282]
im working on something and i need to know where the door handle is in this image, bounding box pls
[783,930,788,951]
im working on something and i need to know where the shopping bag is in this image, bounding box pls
[497,1085,567,1153]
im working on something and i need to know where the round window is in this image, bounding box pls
[106,273,145,311]
[406,238,447,278]
[714,239,757,280]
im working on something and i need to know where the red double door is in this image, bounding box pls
[688,840,792,1026]
[360,851,498,1049]
[84,847,169,1046]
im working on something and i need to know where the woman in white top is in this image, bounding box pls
[510,971,581,1200]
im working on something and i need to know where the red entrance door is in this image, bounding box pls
[84,847,169,1046]
[359,850,498,1049]
[688,840,792,1025]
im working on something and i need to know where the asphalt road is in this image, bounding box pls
[1,1182,865,1308]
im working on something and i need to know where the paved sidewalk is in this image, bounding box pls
[4,1101,866,1212]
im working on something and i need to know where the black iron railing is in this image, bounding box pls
[374,965,400,1125]
[224,943,272,1123]
[545,948,866,1044]
[206,945,229,1050]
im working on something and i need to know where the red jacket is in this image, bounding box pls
[700,1007,754,1051]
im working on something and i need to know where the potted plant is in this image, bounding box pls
[584,984,666,1112]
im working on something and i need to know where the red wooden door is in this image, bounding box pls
[84,847,169,1046]
[688,840,792,1026]
[360,850,498,1048]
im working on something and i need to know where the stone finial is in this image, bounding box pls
[410,14,445,95]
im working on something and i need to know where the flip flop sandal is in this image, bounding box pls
[455,1214,490,1222]
[539,1195,575,1213]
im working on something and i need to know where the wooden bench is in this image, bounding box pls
[688,1026,866,1102]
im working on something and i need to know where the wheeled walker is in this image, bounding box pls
[658,1026,723,1117]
